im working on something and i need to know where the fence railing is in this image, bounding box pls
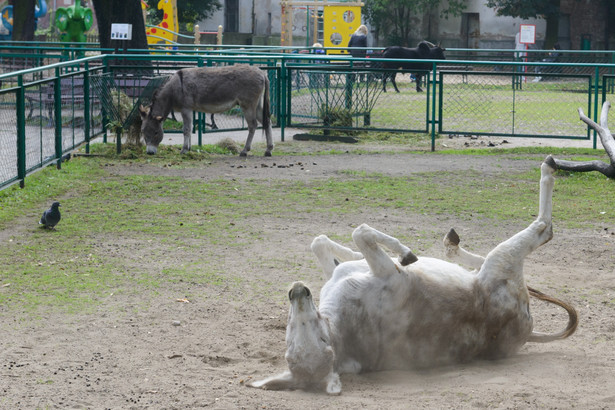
[1,51,614,190]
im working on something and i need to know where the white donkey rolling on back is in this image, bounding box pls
[249,156,577,395]
[139,64,273,156]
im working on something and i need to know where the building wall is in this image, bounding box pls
[560,0,607,50]
[197,0,607,50]
[437,0,545,49]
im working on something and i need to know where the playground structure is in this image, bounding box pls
[1,0,48,40]
[194,25,223,46]
[55,0,93,43]
[279,0,363,52]
[143,0,179,45]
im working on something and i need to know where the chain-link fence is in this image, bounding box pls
[0,88,18,187]
[439,70,591,138]
[287,59,604,141]
[0,58,105,190]
[1,51,614,189]
[288,65,429,132]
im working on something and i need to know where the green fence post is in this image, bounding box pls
[84,62,91,154]
[280,58,287,142]
[116,130,122,154]
[54,67,63,169]
[102,58,109,143]
[593,66,599,149]
[345,61,354,111]
[430,61,437,152]
[437,71,443,135]
[16,75,26,188]
[197,58,204,146]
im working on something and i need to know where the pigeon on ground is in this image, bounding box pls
[39,202,61,229]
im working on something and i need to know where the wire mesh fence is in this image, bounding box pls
[0,89,18,187]
[289,66,429,132]
[439,71,591,138]
[1,52,615,190]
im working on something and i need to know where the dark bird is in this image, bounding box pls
[39,202,61,229]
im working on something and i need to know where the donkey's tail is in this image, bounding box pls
[527,286,578,342]
[262,74,271,131]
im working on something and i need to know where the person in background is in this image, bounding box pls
[348,25,368,58]
[348,25,368,82]
[533,42,561,82]
[312,42,325,59]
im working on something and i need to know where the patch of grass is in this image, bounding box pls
[1,149,613,315]
[0,158,104,229]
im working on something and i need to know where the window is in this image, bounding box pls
[225,0,239,32]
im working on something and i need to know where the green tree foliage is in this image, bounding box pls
[144,0,221,32]
[486,0,560,19]
[486,0,561,48]
[364,0,466,46]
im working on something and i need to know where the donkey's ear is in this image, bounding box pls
[139,105,150,119]
[247,371,297,391]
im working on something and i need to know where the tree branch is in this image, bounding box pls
[578,101,615,160]
[553,159,615,178]
[553,101,615,179]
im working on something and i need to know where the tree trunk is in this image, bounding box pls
[12,0,36,42]
[544,13,559,49]
[92,0,151,72]
[553,101,615,179]
[92,0,149,51]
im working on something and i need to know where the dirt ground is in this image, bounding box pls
[1,138,614,409]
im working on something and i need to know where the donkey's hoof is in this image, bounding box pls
[239,152,248,157]
[264,151,272,157]
[399,251,418,266]
[544,155,557,171]
[445,228,460,246]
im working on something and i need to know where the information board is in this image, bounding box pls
[519,24,536,44]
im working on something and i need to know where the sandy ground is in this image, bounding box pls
[156,127,602,152]
[0,137,613,409]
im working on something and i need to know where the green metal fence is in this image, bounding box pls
[0,57,106,190]
[1,50,615,190]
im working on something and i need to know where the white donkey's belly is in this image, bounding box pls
[320,256,523,370]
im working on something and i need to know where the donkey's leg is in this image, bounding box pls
[180,109,192,154]
[391,73,401,93]
[478,156,556,287]
[351,224,417,279]
[239,106,258,157]
[311,235,364,279]
[443,228,485,271]
[255,96,274,157]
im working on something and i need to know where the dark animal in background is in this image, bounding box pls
[39,202,61,229]
[381,41,446,92]
[140,64,273,157]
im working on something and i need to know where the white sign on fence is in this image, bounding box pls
[111,24,133,41]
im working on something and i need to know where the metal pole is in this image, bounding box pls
[54,67,63,169]
[84,62,91,154]
[197,58,203,146]
[593,66,599,149]
[430,62,437,152]
[16,75,26,188]
[280,58,287,142]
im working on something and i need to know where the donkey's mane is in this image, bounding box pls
[149,76,173,117]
